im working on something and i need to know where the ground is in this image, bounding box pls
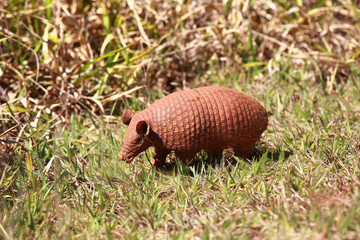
[0,0,360,239]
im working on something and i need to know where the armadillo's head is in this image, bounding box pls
[119,109,152,163]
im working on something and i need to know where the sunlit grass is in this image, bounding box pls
[1,0,360,239]
[2,59,359,238]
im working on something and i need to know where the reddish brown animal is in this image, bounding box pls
[119,86,268,168]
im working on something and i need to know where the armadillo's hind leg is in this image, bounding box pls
[152,148,171,169]
[233,142,256,160]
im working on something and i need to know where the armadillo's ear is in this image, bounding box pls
[136,120,150,136]
[122,109,134,125]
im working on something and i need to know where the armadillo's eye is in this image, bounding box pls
[135,137,143,144]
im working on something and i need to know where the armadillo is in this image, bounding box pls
[119,86,268,168]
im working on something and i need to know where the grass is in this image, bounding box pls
[1,0,360,239]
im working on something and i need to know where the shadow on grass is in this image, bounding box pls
[150,147,293,176]
[175,147,293,176]
[247,147,293,163]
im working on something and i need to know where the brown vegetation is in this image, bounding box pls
[1,0,359,121]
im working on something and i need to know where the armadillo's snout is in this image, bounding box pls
[119,152,125,161]
[119,150,135,163]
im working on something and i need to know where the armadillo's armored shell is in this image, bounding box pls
[138,86,268,154]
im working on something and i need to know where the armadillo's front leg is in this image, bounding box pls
[152,148,171,169]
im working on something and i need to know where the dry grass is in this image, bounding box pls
[1,0,359,114]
